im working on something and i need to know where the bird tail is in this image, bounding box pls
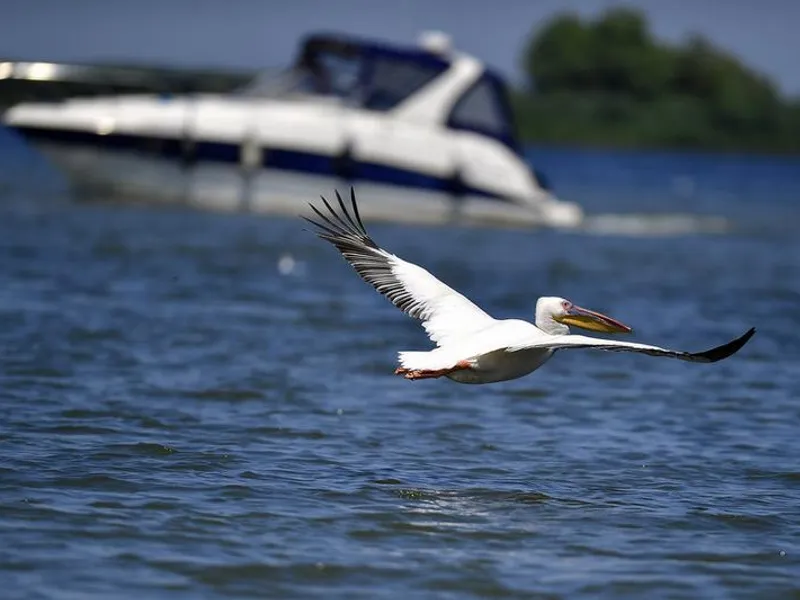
[397,350,457,371]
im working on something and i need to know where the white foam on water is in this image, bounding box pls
[582,213,733,237]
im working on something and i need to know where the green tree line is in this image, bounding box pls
[513,8,800,153]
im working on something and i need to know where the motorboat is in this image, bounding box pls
[2,31,583,228]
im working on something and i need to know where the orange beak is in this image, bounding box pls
[555,304,632,334]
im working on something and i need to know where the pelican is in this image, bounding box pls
[304,189,755,385]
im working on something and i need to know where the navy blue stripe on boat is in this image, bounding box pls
[264,148,334,175]
[10,125,505,201]
[194,141,239,162]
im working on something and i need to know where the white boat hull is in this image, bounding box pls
[33,140,566,227]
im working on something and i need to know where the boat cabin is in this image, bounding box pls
[241,32,521,152]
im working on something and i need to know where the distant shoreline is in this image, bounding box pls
[520,139,800,158]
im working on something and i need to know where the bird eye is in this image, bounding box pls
[562,300,571,310]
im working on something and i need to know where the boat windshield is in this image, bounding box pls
[238,36,448,110]
[446,73,520,151]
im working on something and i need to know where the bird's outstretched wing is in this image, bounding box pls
[504,327,756,363]
[304,188,496,346]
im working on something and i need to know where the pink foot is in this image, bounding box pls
[395,360,472,381]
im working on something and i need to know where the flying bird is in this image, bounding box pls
[304,189,755,385]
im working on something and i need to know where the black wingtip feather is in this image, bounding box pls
[691,327,756,363]
[349,186,366,235]
[303,188,381,251]
[301,214,336,238]
[306,203,343,236]
[319,194,337,219]
[335,188,361,232]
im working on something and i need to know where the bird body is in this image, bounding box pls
[397,319,555,384]
[305,189,755,385]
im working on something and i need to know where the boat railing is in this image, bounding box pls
[0,59,254,108]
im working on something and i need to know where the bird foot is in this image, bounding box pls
[403,368,449,380]
[394,360,471,381]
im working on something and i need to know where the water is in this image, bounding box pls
[1,130,799,598]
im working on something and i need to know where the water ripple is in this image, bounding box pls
[0,195,797,599]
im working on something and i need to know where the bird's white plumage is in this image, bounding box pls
[380,251,495,346]
[305,189,755,385]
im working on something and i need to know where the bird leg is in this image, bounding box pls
[394,360,472,381]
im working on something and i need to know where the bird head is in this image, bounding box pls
[536,297,632,335]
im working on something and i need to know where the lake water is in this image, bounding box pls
[1,128,799,598]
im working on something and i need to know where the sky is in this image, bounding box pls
[2,0,799,96]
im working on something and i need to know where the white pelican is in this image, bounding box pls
[304,189,756,385]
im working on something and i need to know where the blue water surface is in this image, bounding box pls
[0,127,799,599]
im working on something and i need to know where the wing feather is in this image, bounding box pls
[504,328,756,363]
[304,188,495,345]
